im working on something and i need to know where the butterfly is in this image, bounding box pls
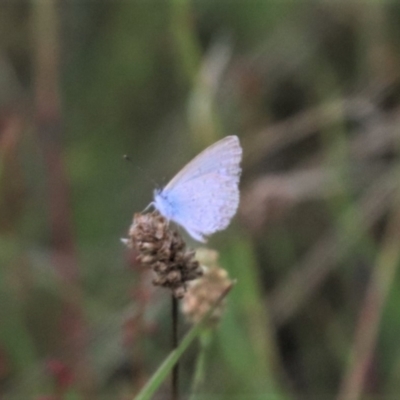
[153,135,242,242]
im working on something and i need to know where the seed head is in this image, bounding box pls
[182,248,232,326]
[122,211,203,298]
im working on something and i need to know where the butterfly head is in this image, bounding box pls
[153,189,174,221]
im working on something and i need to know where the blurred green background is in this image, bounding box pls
[1,1,400,399]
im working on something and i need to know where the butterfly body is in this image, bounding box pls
[153,136,242,242]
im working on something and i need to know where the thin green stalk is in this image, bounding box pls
[189,330,213,400]
[134,282,235,400]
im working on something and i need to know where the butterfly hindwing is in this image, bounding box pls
[164,172,239,241]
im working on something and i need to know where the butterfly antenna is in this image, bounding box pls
[123,154,159,188]
[142,202,154,212]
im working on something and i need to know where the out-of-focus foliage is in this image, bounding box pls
[1,1,400,399]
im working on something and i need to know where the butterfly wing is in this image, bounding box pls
[154,136,242,241]
[164,136,242,191]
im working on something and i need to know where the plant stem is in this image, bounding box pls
[337,201,400,400]
[32,1,94,398]
[172,295,179,400]
[134,282,235,400]
[190,330,212,400]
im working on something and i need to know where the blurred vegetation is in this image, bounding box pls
[1,1,400,399]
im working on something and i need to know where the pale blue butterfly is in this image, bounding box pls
[153,135,242,242]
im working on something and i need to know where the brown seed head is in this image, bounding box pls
[182,248,232,326]
[122,211,203,298]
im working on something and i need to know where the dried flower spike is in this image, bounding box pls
[122,211,203,298]
[182,248,233,326]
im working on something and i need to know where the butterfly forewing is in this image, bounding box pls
[164,136,241,190]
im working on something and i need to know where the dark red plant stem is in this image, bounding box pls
[32,2,94,398]
[337,205,400,400]
[172,295,179,400]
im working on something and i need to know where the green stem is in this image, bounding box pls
[134,282,235,400]
[189,330,213,400]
